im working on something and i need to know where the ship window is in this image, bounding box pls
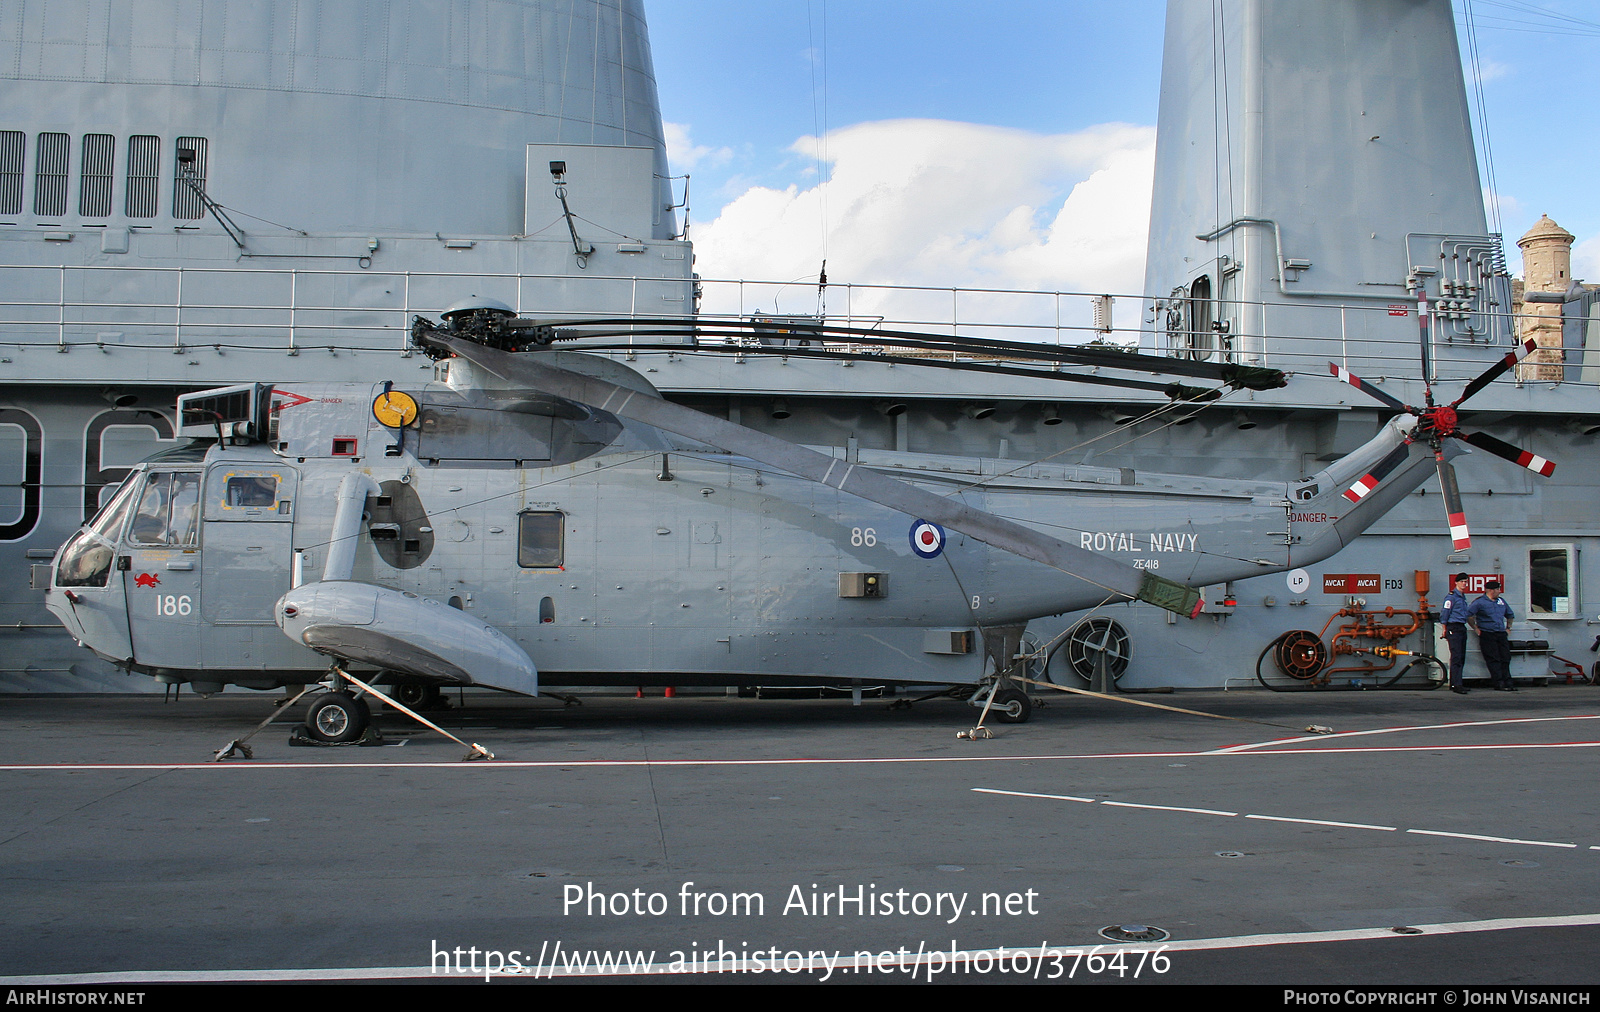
[1527,544,1577,618]
[33,132,68,217]
[0,131,23,215]
[1187,275,1214,360]
[129,471,201,546]
[79,134,114,218]
[126,135,160,218]
[518,511,564,568]
[172,136,208,220]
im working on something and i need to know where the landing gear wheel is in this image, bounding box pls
[1065,618,1130,682]
[991,687,1032,724]
[393,681,441,709]
[1273,630,1328,680]
[304,692,371,744]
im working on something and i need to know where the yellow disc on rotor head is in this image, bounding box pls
[372,390,419,428]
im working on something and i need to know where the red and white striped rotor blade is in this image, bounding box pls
[1328,363,1409,413]
[1435,454,1471,551]
[1342,443,1413,503]
[1460,430,1556,477]
[1452,338,1538,407]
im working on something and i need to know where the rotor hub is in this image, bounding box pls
[1421,404,1458,438]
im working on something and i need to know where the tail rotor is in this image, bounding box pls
[1327,336,1556,551]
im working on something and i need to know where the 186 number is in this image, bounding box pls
[155,594,192,616]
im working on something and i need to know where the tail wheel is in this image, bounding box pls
[1274,630,1328,680]
[1064,618,1130,682]
[304,691,371,744]
[991,687,1032,724]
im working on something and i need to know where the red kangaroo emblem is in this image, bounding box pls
[134,573,160,588]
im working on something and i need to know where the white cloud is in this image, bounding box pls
[1484,187,1522,225]
[1473,59,1511,84]
[662,121,733,172]
[690,119,1155,333]
[1571,234,1600,284]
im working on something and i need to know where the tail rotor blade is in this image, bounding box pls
[1460,430,1557,477]
[1451,338,1538,407]
[1329,363,1409,413]
[1435,455,1471,551]
[1342,442,1414,503]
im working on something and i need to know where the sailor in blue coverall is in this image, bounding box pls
[1466,579,1516,691]
[1440,572,1472,694]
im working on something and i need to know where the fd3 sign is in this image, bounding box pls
[909,520,945,559]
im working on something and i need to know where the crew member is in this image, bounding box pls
[1467,579,1516,691]
[1440,572,1471,694]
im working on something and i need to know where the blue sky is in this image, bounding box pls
[643,0,1600,302]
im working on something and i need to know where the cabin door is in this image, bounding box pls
[200,464,299,670]
[120,469,203,669]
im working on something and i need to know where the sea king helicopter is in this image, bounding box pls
[43,301,1556,744]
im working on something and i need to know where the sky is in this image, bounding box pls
[642,1,1600,318]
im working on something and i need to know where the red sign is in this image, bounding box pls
[1452,573,1506,595]
[1323,573,1381,593]
[1387,304,1410,317]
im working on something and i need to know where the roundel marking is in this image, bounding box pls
[910,520,945,559]
[372,390,420,428]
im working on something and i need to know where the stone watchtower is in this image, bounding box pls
[1517,214,1575,381]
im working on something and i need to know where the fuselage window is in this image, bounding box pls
[226,475,277,508]
[129,471,201,546]
[518,511,564,568]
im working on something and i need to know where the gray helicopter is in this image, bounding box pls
[42,303,1553,743]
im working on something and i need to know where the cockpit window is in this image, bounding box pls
[129,471,201,547]
[87,478,139,541]
[518,511,564,568]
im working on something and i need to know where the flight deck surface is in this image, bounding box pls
[1,687,1597,986]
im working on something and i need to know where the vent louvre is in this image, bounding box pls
[78,133,113,217]
[32,132,68,217]
[126,135,160,218]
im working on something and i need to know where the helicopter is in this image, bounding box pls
[41,302,1556,744]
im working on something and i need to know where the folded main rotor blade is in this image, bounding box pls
[1460,430,1557,477]
[437,337,1202,617]
[1342,442,1414,503]
[1435,454,1471,551]
[1329,363,1409,413]
[1451,338,1538,407]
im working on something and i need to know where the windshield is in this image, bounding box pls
[88,476,140,541]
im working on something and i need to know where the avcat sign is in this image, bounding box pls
[1323,574,1381,594]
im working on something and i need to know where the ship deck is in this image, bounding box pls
[1,686,1597,986]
